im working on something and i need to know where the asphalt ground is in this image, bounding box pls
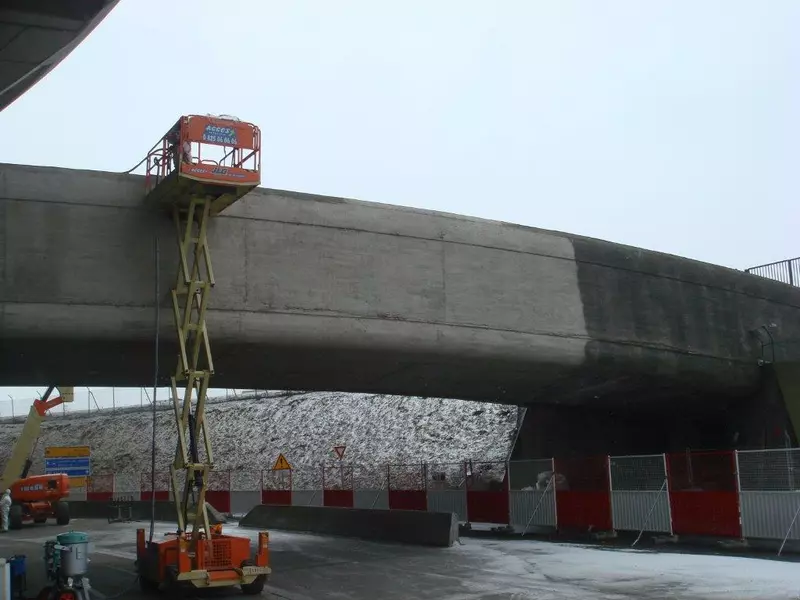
[3,518,800,599]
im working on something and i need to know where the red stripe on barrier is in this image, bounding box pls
[205,490,231,513]
[87,492,113,502]
[466,490,510,524]
[388,490,427,511]
[553,456,612,532]
[141,491,169,502]
[324,489,354,508]
[556,490,612,531]
[666,451,740,538]
[669,490,741,537]
[261,490,292,506]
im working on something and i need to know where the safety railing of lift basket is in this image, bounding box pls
[144,130,178,195]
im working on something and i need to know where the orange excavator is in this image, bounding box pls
[0,385,73,529]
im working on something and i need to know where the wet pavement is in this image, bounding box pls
[2,518,800,599]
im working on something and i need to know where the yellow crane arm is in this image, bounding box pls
[0,386,74,490]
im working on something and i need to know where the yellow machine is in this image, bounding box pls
[0,386,74,528]
[135,115,270,594]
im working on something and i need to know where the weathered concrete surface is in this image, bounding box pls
[2,162,800,407]
[240,504,459,547]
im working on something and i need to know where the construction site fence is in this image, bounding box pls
[71,449,800,541]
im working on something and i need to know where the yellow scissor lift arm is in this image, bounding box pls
[136,115,269,595]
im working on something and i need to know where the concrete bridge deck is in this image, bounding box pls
[1,162,799,407]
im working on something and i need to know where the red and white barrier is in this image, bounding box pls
[322,463,354,508]
[261,469,292,506]
[87,473,115,502]
[80,449,794,545]
[666,450,741,538]
[554,456,613,533]
[387,463,427,511]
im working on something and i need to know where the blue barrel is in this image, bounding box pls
[8,555,26,577]
[8,554,26,597]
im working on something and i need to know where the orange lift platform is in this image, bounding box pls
[135,115,270,594]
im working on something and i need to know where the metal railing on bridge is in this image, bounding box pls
[745,257,800,287]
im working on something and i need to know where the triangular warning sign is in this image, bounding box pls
[333,446,346,460]
[272,453,292,471]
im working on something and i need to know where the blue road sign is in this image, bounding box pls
[45,457,90,477]
[45,458,89,469]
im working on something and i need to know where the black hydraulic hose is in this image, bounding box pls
[119,155,148,174]
[149,234,160,544]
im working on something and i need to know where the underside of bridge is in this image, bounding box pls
[0,0,119,112]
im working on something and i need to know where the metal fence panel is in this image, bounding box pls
[322,463,353,507]
[509,490,556,530]
[354,489,389,510]
[292,490,323,507]
[231,470,260,492]
[740,492,800,540]
[737,449,800,491]
[231,491,261,516]
[140,471,170,501]
[262,469,292,491]
[427,490,468,522]
[509,459,555,491]
[554,456,612,531]
[388,464,426,490]
[427,463,467,520]
[322,464,353,490]
[114,472,139,499]
[427,463,466,490]
[609,454,670,533]
[292,466,322,490]
[667,451,740,537]
[610,454,666,491]
[465,461,509,524]
[87,473,115,502]
[353,465,387,491]
[611,491,671,533]
[388,464,427,510]
[259,469,291,506]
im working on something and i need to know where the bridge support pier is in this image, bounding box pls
[509,381,795,459]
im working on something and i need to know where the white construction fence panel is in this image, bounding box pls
[231,491,261,516]
[427,463,468,521]
[113,472,140,500]
[354,489,389,510]
[738,449,800,540]
[230,471,261,516]
[427,490,468,521]
[508,459,557,531]
[292,490,323,507]
[353,466,388,509]
[609,454,671,533]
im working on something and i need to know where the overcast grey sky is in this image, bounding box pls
[1,0,798,405]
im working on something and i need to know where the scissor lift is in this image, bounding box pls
[135,115,270,594]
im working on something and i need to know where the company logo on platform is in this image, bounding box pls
[202,125,237,145]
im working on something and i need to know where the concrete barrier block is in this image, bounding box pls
[239,504,459,547]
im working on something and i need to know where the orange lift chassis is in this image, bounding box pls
[135,115,270,594]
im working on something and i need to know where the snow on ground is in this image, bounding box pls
[462,539,800,600]
[0,391,518,490]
